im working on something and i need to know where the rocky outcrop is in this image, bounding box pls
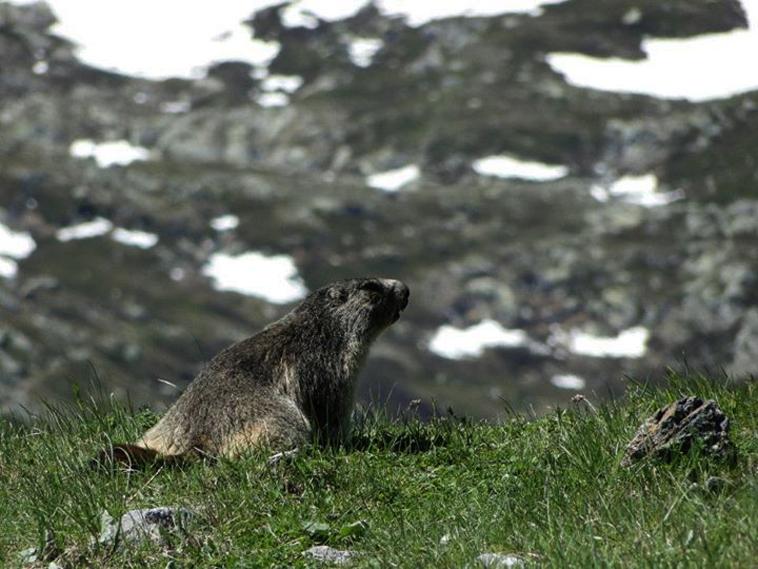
[621,397,734,467]
[1,1,756,418]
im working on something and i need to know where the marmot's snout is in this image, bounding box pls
[380,278,409,321]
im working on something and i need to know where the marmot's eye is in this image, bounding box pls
[359,281,385,295]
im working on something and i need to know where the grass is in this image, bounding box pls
[0,372,755,568]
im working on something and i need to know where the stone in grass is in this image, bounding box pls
[304,545,358,565]
[19,529,59,566]
[621,396,735,467]
[97,507,194,547]
[477,552,527,567]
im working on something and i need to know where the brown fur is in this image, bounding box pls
[95,278,408,469]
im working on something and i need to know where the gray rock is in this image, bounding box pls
[97,507,194,547]
[304,545,358,565]
[477,552,527,568]
[19,529,58,566]
[621,397,734,467]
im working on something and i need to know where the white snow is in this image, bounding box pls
[281,0,568,28]
[0,257,18,279]
[0,221,35,279]
[202,251,308,303]
[366,164,420,192]
[546,0,758,101]
[0,222,36,259]
[591,174,685,207]
[20,0,282,80]
[566,326,649,358]
[281,5,320,29]
[56,217,113,241]
[111,228,159,249]
[281,0,366,27]
[472,154,569,181]
[378,0,569,26]
[9,0,569,79]
[551,374,586,390]
[255,92,289,107]
[429,319,529,359]
[260,74,304,93]
[15,0,753,99]
[348,38,384,67]
[210,215,240,231]
[32,60,49,74]
[69,139,150,168]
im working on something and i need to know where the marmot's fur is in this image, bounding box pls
[97,278,409,466]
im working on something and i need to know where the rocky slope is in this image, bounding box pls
[0,0,756,417]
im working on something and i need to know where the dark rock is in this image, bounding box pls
[621,397,734,467]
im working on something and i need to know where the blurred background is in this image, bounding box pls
[1,0,756,419]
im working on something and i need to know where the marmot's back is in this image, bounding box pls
[95,278,409,467]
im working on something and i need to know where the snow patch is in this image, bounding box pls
[0,257,18,279]
[281,0,366,28]
[0,222,36,259]
[210,215,240,231]
[473,154,569,181]
[551,374,586,390]
[32,60,49,74]
[378,0,568,26]
[429,319,529,359]
[56,218,113,241]
[348,38,383,67]
[111,228,159,249]
[591,175,684,207]
[546,0,758,101]
[255,92,289,107]
[32,0,281,79]
[280,0,569,28]
[367,164,420,192]
[565,326,649,358]
[13,0,570,79]
[260,74,304,93]
[70,139,150,168]
[202,251,308,303]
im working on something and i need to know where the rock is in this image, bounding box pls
[477,552,527,567]
[18,547,39,565]
[304,545,358,565]
[19,529,58,566]
[96,507,195,547]
[621,397,734,467]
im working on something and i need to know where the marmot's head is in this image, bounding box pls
[296,278,409,342]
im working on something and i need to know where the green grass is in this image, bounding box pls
[1,373,755,568]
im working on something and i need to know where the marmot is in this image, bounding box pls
[97,277,409,466]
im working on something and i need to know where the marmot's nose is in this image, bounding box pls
[381,279,409,310]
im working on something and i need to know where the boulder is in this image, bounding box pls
[97,506,195,547]
[621,397,734,467]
